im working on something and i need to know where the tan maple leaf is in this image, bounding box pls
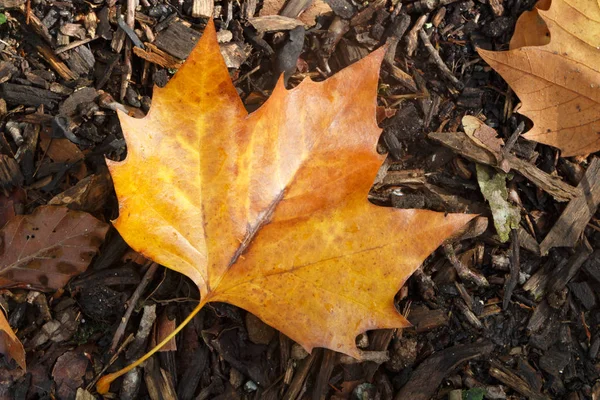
[478,0,600,156]
[98,20,473,392]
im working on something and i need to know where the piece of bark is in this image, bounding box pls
[64,46,95,75]
[568,281,596,310]
[154,21,201,60]
[249,15,304,32]
[274,26,305,85]
[324,0,355,18]
[362,329,395,380]
[395,341,494,400]
[282,349,319,400]
[280,0,313,17]
[350,0,385,27]
[133,46,184,69]
[0,0,25,8]
[0,155,24,193]
[547,247,591,294]
[143,356,177,400]
[489,361,549,400]
[192,0,213,18]
[539,157,600,255]
[18,6,53,44]
[48,173,111,212]
[407,305,449,332]
[583,250,600,283]
[0,83,63,108]
[503,229,520,309]
[313,349,336,400]
[219,42,249,69]
[177,345,208,400]
[517,226,540,255]
[527,300,553,333]
[428,131,580,202]
[488,0,504,16]
[0,62,17,84]
[30,40,78,81]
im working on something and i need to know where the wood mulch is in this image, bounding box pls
[0,0,599,398]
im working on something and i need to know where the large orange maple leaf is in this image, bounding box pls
[99,19,472,391]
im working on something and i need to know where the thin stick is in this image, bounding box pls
[55,36,98,54]
[418,28,464,90]
[110,262,159,353]
[503,229,520,309]
[96,297,208,394]
[120,0,136,101]
[443,243,489,287]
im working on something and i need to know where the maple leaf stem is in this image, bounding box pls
[96,297,208,394]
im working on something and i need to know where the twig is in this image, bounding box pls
[55,36,99,54]
[502,121,525,156]
[503,229,520,309]
[110,262,159,353]
[405,14,428,57]
[119,0,137,101]
[88,333,135,392]
[418,28,464,90]
[443,243,489,287]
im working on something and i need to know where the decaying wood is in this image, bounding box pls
[192,0,214,18]
[503,229,520,309]
[280,0,314,18]
[154,21,201,60]
[418,29,463,90]
[405,14,428,57]
[0,83,63,108]
[489,361,549,400]
[0,0,25,8]
[444,243,489,287]
[407,305,449,332]
[133,45,184,69]
[363,329,395,379]
[18,5,52,44]
[395,341,494,400]
[539,157,600,255]
[524,247,590,301]
[517,226,540,254]
[428,131,580,202]
[31,40,78,81]
[313,349,336,400]
[350,0,385,27]
[282,350,319,400]
[249,16,304,32]
[110,263,159,354]
[143,356,177,400]
[0,154,24,193]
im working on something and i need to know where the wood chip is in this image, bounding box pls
[395,341,494,400]
[489,361,549,400]
[192,0,214,18]
[249,16,304,32]
[540,157,600,255]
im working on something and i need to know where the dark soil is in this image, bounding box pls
[0,0,599,399]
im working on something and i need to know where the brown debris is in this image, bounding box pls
[52,350,89,400]
[429,131,580,202]
[540,157,600,254]
[395,342,494,400]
